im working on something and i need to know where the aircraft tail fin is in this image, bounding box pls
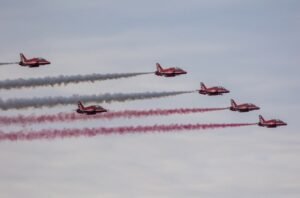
[231,99,237,108]
[156,63,163,72]
[20,53,27,63]
[200,82,207,90]
[259,115,265,123]
[78,101,84,110]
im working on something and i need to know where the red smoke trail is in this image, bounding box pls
[0,108,228,126]
[0,123,256,142]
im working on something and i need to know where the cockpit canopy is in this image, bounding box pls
[37,57,46,61]
[174,67,183,70]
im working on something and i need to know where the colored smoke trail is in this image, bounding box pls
[0,123,256,142]
[0,107,228,126]
[0,91,194,110]
[0,72,153,90]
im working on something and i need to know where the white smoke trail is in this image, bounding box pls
[0,62,18,66]
[0,91,194,110]
[0,72,153,89]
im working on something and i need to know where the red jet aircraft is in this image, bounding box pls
[258,115,287,128]
[155,63,187,77]
[199,82,230,96]
[19,53,51,67]
[230,99,260,112]
[76,101,107,115]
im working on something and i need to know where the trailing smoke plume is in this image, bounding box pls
[0,123,256,142]
[0,91,194,110]
[0,72,153,89]
[0,107,228,126]
[0,62,18,66]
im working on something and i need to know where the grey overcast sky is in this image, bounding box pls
[0,0,299,197]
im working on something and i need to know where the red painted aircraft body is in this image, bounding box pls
[76,101,107,115]
[155,63,187,77]
[258,115,287,128]
[230,99,260,112]
[19,53,51,67]
[199,82,230,96]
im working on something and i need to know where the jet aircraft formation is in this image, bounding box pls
[0,53,287,129]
